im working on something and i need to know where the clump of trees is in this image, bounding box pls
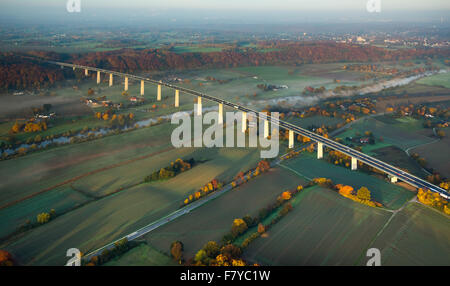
[192,241,247,266]
[85,238,135,266]
[170,241,184,264]
[183,178,222,205]
[10,119,48,134]
[417,188,450,215]
[335,184,382,208]
[36,209,56,224]
[0,250,14,266]
[144,158,195,183]
[95,110,135,128]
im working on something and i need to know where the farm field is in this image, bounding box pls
[416,72,450,89]
[167,64,372,107]
[243,186,391,266]
[104,243,177,266]
[412,135,450,178]
[280,153,415,210]
[336,115,435,151]
[370,202,450,266]
[0,121,174,207]
[0,185,91,239]
[372,146,428,178]
[1,144,262,265]
[285,115,344,129]
[144,167,308,260]
[73,147,262,197]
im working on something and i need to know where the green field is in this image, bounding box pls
[370,202,450,266]
[286,115,344,129]
[336,116,435,152]
[0,116,269,265]
[413,135,450,178]
[243,186,391,266]
[280,153,415,210]
[104,243,177,266]
[416,72,450,89]
[144,167,308,259]
[171,46,223,54]
[0,185,91,239]
[0,122,174,207]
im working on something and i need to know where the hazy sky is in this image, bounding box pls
[0,0,448,25]
[1,0,450,11]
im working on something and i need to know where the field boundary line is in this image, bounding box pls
[277,162,313,181]
[0,146,174,210]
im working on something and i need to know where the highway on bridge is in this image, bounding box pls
[50,61,448,198]
[41,60,449,263]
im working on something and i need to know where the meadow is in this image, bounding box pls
[144,167,308,260]
[104,243,176,266]
[416,72,450,89]
[336,115,435,152]
[280,153,415,210]
[412,135,450,178]
[243,186,391,266]
[370,202,450,266]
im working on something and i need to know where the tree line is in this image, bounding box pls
[2,42,449,90]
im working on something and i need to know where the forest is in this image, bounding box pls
[1,42,449,90]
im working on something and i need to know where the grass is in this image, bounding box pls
[337,115,435,151]
[370,202,450,266]
[171,46,223,54]
[0,135,264,265]
[285,116,344,129]
[104,243,177,266]
[372,146,428,178]
[416,73,450,89]
[280,153,415,210]
[144,167,308,260]
[412,135,450,178]
[0,122,174,207]
[243,186,391,266]
[0,185,91,239]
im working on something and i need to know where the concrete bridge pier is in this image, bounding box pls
[157,83,162,101]
[351,157,358,170]
[218,103,223,124]
[140,80,145,96]
[197,96,202,116]
[175,90,180,107]
[389,175,398,183]
[124,77,129,91]
[85,69,89,76]
[242,112,247,133]
[289,130,294,148]
[317,142,323,159]
[97,71,101,84]
[109,74,113,87]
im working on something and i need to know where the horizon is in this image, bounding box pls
[0,0,449,25]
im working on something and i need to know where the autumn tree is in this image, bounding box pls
[203,241,220,258]
[281,191,291,200]
[0,250,14,266]
[37,212,50,224]
[194,249,208,265]
[231,218,248,238]
[357,187,371,201]
[170,241,184,263]
[257,223,265,234]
